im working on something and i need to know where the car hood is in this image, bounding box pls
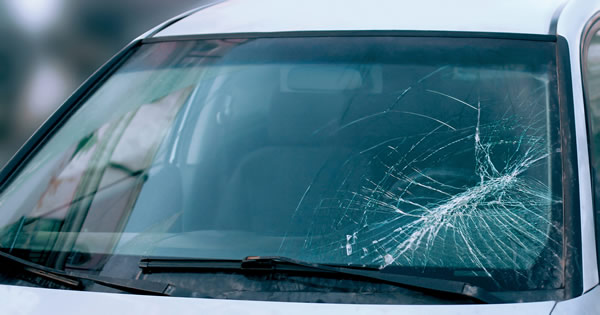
[0,284,557,315]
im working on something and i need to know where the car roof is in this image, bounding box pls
[153,0,569,38]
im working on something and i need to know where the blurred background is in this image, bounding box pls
[0,0,209,166]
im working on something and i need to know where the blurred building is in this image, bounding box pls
[0,0,207,166]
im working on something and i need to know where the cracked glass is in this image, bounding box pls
[0,36,563,294]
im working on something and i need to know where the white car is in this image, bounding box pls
[0,0,599,314]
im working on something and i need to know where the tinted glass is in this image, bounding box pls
[0,37,562,293]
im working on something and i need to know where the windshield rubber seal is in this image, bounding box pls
[142,30,556,44]
[557,34,584,300]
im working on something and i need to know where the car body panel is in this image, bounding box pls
[0,284,557,315]
[557,0,600,292]
[0,0,599,313]
[551,285,600,314]
[153,0,567,37]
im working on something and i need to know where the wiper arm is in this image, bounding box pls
[0,250,189,297]
[139,255,502,304]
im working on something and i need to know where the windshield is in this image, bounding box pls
[0,36,563,299]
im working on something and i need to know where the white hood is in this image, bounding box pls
[0,284,556,315]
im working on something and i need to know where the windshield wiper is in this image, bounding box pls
[0,250,192,297]
[138,255,502,304]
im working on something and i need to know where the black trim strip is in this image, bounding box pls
[143,30,557,44]
[557,35,583,299]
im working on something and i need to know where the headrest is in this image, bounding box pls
[268,92,348,145]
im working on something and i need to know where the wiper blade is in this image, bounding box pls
[0,250,186,296]
[139,255,502,304]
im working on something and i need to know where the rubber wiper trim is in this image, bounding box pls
[0,250,181,296]
[139,255,502,303]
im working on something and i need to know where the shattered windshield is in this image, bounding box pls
[0,36,563,294]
